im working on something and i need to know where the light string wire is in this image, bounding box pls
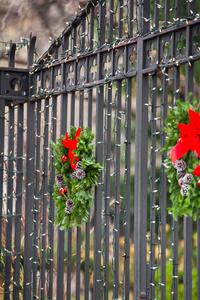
[170,63,178,299]
[0,38,30,54]
[40,97,52,295]
[30,0,200,73]
[148,72,157,299]
[121,78,128,300]
[156,66,167,299]
[33,100,42,299]
[148,70,163,299]
[47,96,55,296]
[111,80,117,299]
[102,82,109,298]
[1,1,199,66]
[147,62,181,299]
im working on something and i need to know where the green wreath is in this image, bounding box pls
[51,126,103,229]
[162,97,200,220]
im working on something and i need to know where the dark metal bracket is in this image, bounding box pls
[0,35,36,105]
[0,68,29,103]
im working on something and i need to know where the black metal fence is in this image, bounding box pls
[0,0,200,299]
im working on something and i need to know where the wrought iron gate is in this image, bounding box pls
[0,1,200,299]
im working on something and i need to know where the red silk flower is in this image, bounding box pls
[170,109,200,176]
[61,127,81,170]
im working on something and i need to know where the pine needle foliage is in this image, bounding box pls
[51,126,103,229]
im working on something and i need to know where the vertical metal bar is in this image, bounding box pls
[93,55,104,299]
[164,0,170,26]
[174,66,180,102]
[23,36,36,300]
[33,99,41,299]
[184,216,193,300]
[63,34,69,54]
[23,100,35,299]
[87,90,93,131]
[4,43,15,300]
[41,97,49,300]
[66,93,74,300]
[128,0,134,38]
[48,49,58,300]
[108,0,114,44]
[76,226,81,300]
[81,18,86,52]
[134,37,149,300]
[187,0,196,18]
[8,43,16,68]
[176,0,181,20]
[118,0,123,39]
[149,74,157,300]
[185,26,194,103]
[141,1,150,35]
[183,25,193,300]
[93,4,105,293]
[89,6,95,51]
[84,89,93,300]
[49,96,57,300]
[185,62,194,102]
[76,92,84,300]
[57,67,67,300]
[124,78,132,300]
[113,80,121,299]
[160,69,168,300]
[71,93,75,127]
[98,0,106,47]
[66,227,72,300]
[154,0,160,30]
[72,26,77,55]
[172,65,180,300]
[4,106,14,300]
[172,219,179,300]
[57,228,65,300]
[13,104,24,300]
[0,100,4,290]
[66,30,77,300]
[103,83,112,300]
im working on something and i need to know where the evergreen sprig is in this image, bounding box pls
[52,126,103,229]
[161,96,200,220]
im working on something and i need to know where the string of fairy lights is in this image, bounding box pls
[0,104,26,297]
[0,38,30,54]
[28,0,200,74]
[146,60,189,299]
[101,78,129,299]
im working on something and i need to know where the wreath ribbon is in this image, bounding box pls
[170,109,200,176]
[61,127,81,170]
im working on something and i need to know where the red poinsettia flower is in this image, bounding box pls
[170,109,200,176]
[61,127,81,170]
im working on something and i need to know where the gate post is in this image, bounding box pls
[134,35,149,300]
[23,35,36,300]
